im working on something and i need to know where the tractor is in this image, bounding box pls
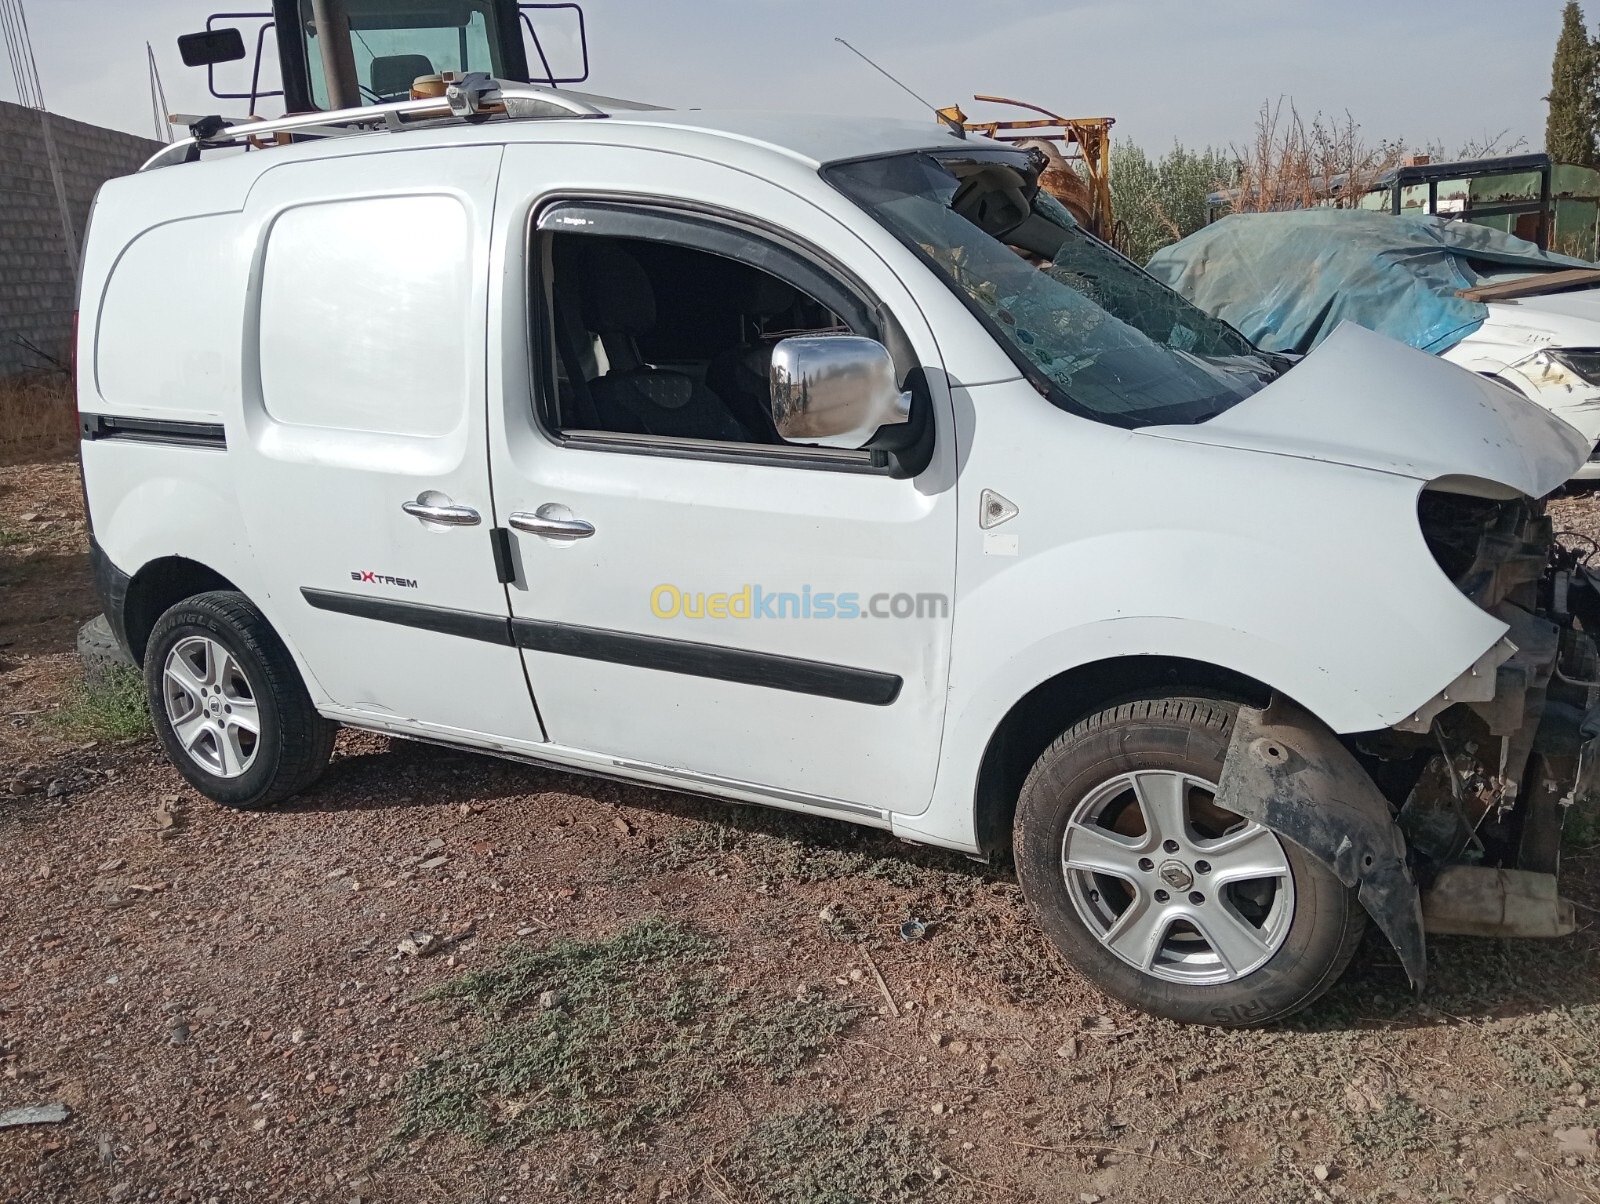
[176,0,589,117]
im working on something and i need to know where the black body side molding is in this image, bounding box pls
[512,617,902,706]
[298,589,902,706]
[300,589,515,646]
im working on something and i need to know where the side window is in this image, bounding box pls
[258,194,471,438]
[539,222,871,447]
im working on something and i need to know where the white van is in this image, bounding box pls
[77,78,1593,1026]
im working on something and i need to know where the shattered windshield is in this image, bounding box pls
[825,150,1285,427]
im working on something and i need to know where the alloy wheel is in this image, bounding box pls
[1060,769,1295,985]
[161,636,261,779]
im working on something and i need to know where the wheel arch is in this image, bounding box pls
[123,557,240,664]
[970,654,1273,861]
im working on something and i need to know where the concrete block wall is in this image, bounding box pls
[0,101,161,376]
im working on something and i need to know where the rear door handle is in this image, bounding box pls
[509,504,595,540]
[402,496,481,527]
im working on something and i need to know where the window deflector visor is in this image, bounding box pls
[533,201,885,349]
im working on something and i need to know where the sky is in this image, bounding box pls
[3,0,1578,156]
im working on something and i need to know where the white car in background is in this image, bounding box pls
[1148,210,1600,482]
[1443,288,1600,481]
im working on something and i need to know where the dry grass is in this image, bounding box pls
[0,372,78,465]
[1229,97,1406,213]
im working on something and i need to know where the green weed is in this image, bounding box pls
[1342,1094,1432,1159]
[51,665,150,741]
[716,1103,938,1204]
[400,918,852,1145]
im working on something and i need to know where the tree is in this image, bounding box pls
[1546,1,1598,166]
[1109,140,1233,265]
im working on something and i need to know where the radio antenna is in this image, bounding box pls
[147,43,173,144]
[834,38,965,137]
[834,37,935,109]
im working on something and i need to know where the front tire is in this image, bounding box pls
[144,591,336,810]
[1015,697,1365,1026]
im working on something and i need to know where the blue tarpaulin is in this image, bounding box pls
[1144,210,1591,355]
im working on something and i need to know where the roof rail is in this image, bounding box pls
[140,75,607,172]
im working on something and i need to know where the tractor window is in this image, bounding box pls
[300,0,510,106]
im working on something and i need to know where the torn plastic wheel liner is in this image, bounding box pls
[1213,695,1427,991]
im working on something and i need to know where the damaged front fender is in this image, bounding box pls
[1215,695,1427,990]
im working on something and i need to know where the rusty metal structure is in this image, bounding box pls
[939,95,1115,243]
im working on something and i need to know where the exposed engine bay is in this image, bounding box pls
[1362,487,1600,939]
[1216,486,1596,990]
[1389,489,1600,890]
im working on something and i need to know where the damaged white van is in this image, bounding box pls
[78,78,1594,1026]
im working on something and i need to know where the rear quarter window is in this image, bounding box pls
[257,194,471,438]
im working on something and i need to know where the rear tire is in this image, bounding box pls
[1014,696,1365,1027]
[144,591,336,810]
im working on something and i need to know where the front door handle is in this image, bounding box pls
[402,494,482,527]
[509,503,595,540]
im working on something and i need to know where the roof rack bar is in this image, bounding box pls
[140,76,607,172]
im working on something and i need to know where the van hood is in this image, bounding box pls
[1140,322,1588,498]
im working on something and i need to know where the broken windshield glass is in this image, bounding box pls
[825,151,1285,427]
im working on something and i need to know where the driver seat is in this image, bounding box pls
[576,243,753,443]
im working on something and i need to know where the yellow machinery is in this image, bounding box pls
[938,95,1116,244]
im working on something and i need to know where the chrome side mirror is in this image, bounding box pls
[769,336,912,449]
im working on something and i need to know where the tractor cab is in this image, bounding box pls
[178,0,588,116]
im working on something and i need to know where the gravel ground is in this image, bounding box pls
[2,458,1599,1204]
[1556,488,1600,557]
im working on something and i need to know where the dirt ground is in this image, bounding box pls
[2,455,1599,1204]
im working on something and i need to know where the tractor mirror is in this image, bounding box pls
[178,28,247,67]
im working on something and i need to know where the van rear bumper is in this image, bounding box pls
[89,535,133,657]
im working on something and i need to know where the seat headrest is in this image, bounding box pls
[741,273,798,319]
[579,243,656,336]
[369,54,435,99]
